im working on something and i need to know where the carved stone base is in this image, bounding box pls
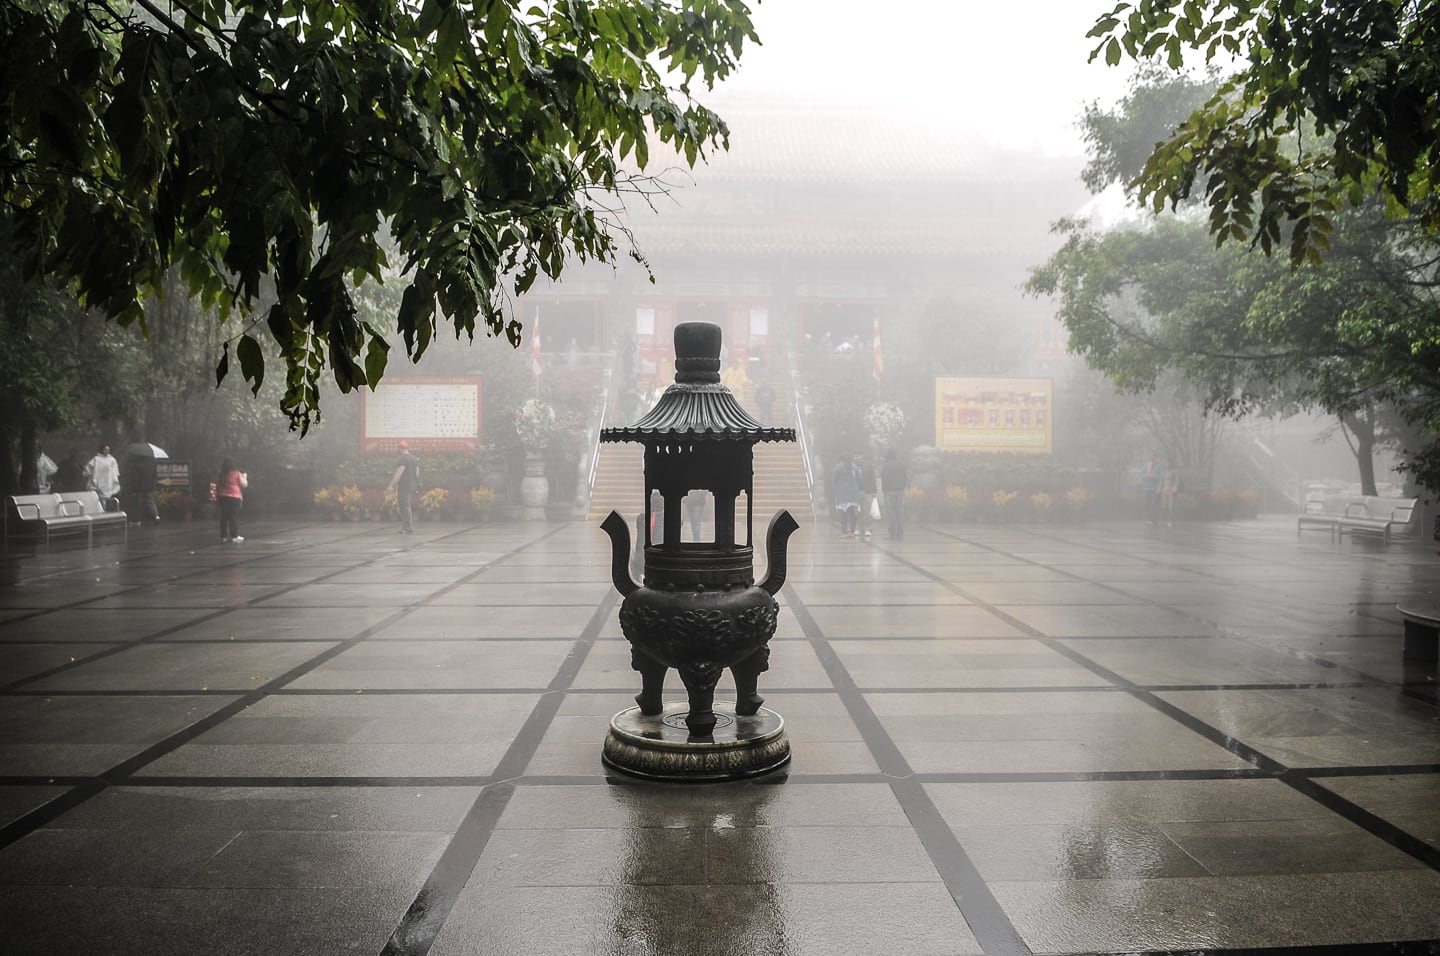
[602,701,790,782]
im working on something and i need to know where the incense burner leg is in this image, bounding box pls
[679,672,718,736]
[730,645,770,716]
[631,647,667,715]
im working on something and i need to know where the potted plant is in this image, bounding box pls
[991,489,1020,522]
[418,487,449,519]
[338,485,364,521]
[360,488,386,520]
[1030,491,1054,521]
[470,486,496,521]
[314,486,337,520]
[942,485,969,522]
[863,401,906,448]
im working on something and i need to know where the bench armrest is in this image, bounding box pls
[14,503,41,520]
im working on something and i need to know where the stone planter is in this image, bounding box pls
[520,449,548,521]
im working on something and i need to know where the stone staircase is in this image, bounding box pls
[750,441,814,525]
[586,442,645,523]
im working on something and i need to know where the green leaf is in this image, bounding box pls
[236,333,265,396]
[1105,37,1122,66]
[214,341,230,387]
[364,333,390,387]
[436,9,462,68]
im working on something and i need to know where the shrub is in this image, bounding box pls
[337,485,363,518]
[313,486,337,518]
[991,489,1020,520]
[418,487,449,516]
[470,486,496,514]
[942,485,969,520]
[360,488,387,519]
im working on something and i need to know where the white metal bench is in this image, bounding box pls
[1297,494,1349,536]
[1336,496,1419,545]
[4,492,128,547]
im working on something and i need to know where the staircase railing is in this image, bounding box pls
[785,354,822,520]
[1240,435,1303,511]
[575,362,613,518]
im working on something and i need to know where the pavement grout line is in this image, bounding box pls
[0,522,420,691]
[379,584,617,956]
[783,583,1033,956]
[871,530,1440,876]
[0,522,568,852]
[8,763,1438,792]
[1,518,1437,953]
[925,524,1431,694]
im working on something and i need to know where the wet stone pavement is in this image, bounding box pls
[1,515,1438,955]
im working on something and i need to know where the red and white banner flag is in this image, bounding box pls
[872,316,884,381]
[530,309,542,380]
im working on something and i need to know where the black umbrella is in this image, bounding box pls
[123,442,169,459]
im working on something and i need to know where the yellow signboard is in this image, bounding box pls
[935,377,1052,454]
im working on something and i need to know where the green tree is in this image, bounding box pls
[0,218,148,495]
[1032,57,1440,500]
[1079,63,1218,197]
[2,0,756,431]
[1027,207,1440,495]
[1089,0,1440,263]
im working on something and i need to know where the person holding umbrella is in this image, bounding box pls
[122,441,166,524]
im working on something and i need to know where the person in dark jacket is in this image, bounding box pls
[387,441,420,534]
[880,448,907,538]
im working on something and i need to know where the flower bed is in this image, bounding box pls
[313,484,499,522]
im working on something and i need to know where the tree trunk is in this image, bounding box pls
[1340,411,1378,496]
[0,419,15,496]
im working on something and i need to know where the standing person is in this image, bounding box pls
[721,358,749,393]
[831,453,861,539]
[855,451,877,539]
[753,379,776,422]
[215,457,248,542]
[85,444,121,511]
[1141,452,1164,526]
[35,447,58,494]
[387,441,420,534]
[881,448,907,539]
[1161,463,1180,527]
[124,450,160,524]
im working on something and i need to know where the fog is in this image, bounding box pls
[13,1,1408,526]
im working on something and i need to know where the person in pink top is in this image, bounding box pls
[215,457,249,542]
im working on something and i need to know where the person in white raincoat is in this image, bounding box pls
[36,449,57,493]
[85,444,121,509]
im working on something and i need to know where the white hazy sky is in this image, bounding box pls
[717,0,1138,156]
